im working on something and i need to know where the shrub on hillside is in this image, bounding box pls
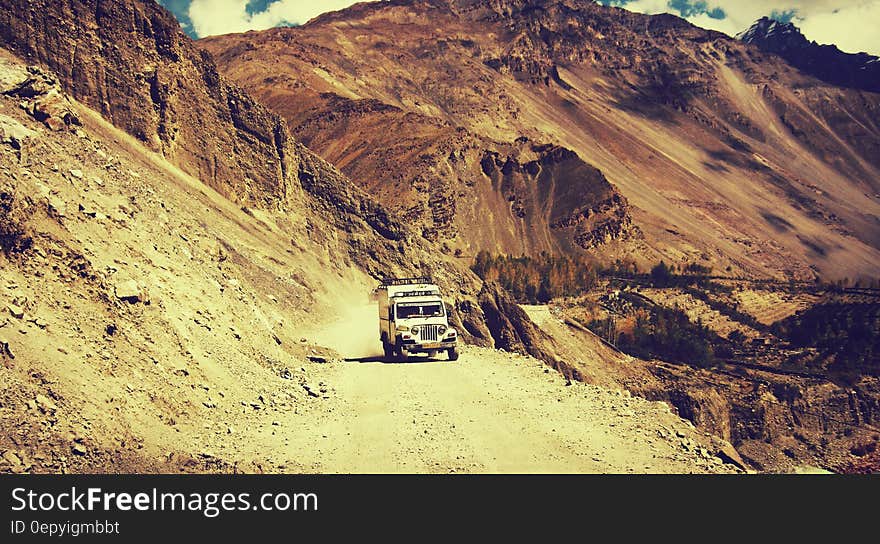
[472,251,598,303]
[0,189,32,255]
[618,306,718,368]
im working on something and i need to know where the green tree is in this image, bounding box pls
[651,261,673,286]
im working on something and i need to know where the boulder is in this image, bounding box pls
[46,195,66,217]
[30,88,79,130]
[4,66,80,130]
[0,58,30,93]
[35,393,57,413]
[0,114,34,149]
[44,116,66,131]
[7,304,24,319]
[114,279,142,302]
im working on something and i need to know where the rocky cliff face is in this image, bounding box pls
[0,0,300,207]
[737,17,880,94]
[629,362,880,472]
[0,0,482,286]
[279,81,636,255]
[479,142,634,251]
[0,0,520,351]
[202,0,880,282]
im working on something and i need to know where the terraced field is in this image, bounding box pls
[733,290,820,325]
[639,288,761,340]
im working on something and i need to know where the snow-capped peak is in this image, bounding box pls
[735,17,798,44]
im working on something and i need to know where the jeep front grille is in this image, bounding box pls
[421,325,440,342]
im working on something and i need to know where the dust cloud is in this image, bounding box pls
[308,290,383,359]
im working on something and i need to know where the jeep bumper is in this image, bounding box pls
[401,337,457,353]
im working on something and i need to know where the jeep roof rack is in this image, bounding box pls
[378,276,433,286]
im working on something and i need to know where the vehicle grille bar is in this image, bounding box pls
[422,325,440,341]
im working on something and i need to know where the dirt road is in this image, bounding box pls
[260,346,738,474]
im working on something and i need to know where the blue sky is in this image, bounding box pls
[157,0,880,55]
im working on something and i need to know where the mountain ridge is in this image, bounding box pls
[736,16,880,93]
[201,0,880,282]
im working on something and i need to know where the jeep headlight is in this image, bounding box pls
[411,326,420,335]
[438,325,447,335]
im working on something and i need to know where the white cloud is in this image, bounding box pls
[607,0,673,15]
[797,2,880,55]
[609,0,880,55]
[188,0,360,38]
[683,12,742,36]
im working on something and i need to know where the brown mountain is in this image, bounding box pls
[5,0,648,391]
[201,0,880,282]
[0,0,533,345]
[2,0,601,472]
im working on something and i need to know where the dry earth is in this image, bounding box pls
[277,346,739,474]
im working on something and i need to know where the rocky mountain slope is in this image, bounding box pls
[0,0,525,346]
[524,302,880,473]
[201,0,880,282]
[2,0,644,472]
[736,17,880,93]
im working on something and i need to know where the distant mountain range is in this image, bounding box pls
[736,16,880,93]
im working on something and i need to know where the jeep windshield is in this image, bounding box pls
[396,302,444,319]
